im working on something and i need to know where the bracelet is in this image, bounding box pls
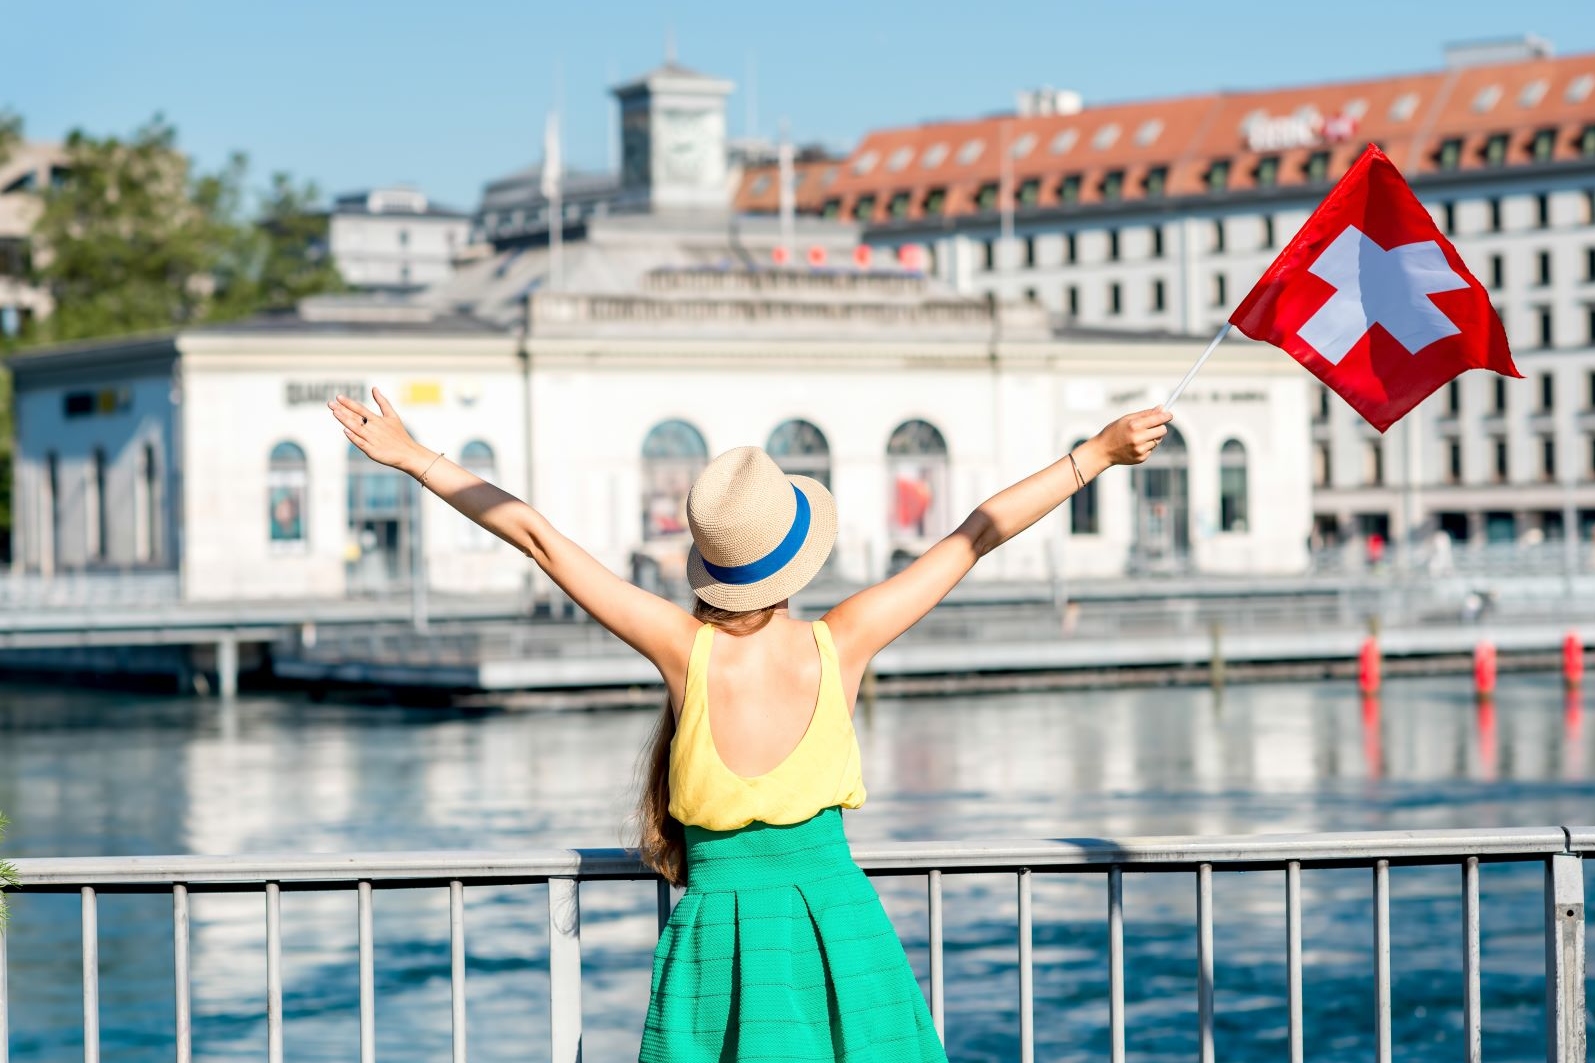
[1067,451,1086,489]
[419,451,445,488]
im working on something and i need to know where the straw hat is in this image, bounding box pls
[686,447,837,611]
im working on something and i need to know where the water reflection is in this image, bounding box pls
[1,675,1591,1062]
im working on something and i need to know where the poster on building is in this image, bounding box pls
[269,485,305,542]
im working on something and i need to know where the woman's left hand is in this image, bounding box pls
[327,388,425,473]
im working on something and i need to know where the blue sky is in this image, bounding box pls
[7,1,1595,212]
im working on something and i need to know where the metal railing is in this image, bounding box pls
[4,826,1587,1063]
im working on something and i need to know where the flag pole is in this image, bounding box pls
[1163,322,1231,409]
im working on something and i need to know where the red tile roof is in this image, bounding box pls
[734,158,843,214]
[736,53,1595,225]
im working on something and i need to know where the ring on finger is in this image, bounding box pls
[361,416,368,425]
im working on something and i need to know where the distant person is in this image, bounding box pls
[329,388,1170,1062]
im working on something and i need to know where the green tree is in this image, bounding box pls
[0,110,20,167]
[30,116,251,342]
[251,172,344,311]
[0,812,17,929]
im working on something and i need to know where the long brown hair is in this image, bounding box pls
[633,598,777,885]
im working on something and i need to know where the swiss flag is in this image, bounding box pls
[1229,144,1520,432]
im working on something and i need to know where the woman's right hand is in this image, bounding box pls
[1094,407,1174,466]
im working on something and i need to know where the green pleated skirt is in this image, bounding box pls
[639,806,948,1062]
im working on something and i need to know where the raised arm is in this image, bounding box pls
[328,389,698,674]
[823,407,1172,676]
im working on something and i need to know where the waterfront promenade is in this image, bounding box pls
[4,544,1594,699]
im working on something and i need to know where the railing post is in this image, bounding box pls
[82,886,99,1063]
[548,877,583,1063]
[927,869,945,1041]
[174,884,191,1063]
[1545,853,1586,1063]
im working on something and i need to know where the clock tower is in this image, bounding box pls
[612,60,734,214]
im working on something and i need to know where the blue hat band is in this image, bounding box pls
[700,486,811,586]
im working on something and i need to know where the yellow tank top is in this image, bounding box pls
[668,620,867,831]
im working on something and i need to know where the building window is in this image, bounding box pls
[136,442,159,563]
[1482,134,1509,166]
[1436,139,1463,170]
[1493,377,1508,414]
[821,199,841,220]
[1363,440,1385,486]
[1537,305,1554,348]
[887,420,949,541]
[1066,285,1079,317]
[398,229,409,247]
[1212,219,1226,253]
[1442,201,1457,235]
[1445,380,1461,417]
[1532,129,1556,163]
[1144,167,1167,198]
[1205,160,1231,192]
[642,420,709,540]
[1219,440,1248,532]
[1011,178,1036,208]
[852,195,875,221]
[888,192,911,218]
[1069,438,1099,534]
[1305,151,1330,183]
[1150,226,1164,259]
[1588,304,1595,345]
[1151,278,1166,312]
[922,188,946,215]
[1488,198,1503,232]
[1586,247,1595,282]
[1065,232,1078,264]
[268,441,308,546]
[1211,272,1227,307]
[1540,372,1555,412]
[88,447,107,561]
[1536,250,1552,286]
[1541,436,1558,481]
[1314,386,1330,423]
[1589,370,1595,410]
[1108,282,1122,315]
[1492,437,1509,482]
[1107,229,1120,262]
[767,419,832,490]
[1261,216,1275,250]
[1024,235,1036,268]
[45,452,60,569]
[1536,193,1551,228]
[1488,254,1504,290]
[1313,443,1331,487]
[1058,174,1082,204]
[982,240,995,271]
[1101,171,1124,201]
[1254,156,1279,189]
[1445,440,1463,484]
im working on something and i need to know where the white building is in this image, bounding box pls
[754,37,1595,552]
[328,187,470,293]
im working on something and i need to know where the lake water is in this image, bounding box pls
[1,674,1591,1062]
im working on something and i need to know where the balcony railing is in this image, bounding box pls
[4,826,1588,1063]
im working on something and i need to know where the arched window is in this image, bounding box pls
[267,441,308,547]
[1131,426,1190,572]
[886,419,949,540]
[642,420,709,540]
[347,442,410,591]
[766,420,831,489]
[1068,438,1098,534]
[459,441,497,551]
[1220,439,1248,533]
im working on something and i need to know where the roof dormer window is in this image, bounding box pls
[852,194,876,220]
[1305,151,1330,183]
[1010,132,1036,159]
[1057,174,1082,203]
[888,191,911,217]
[1100,171,1124,201]
[956,139,985,165]
[1017,178,1040,207]
[921,143,949,168]
[1518,80,1548,108]
[1389,93,1420,121]
[1205,159,1231,193]
[886,147,914,172]
[1472,85,1502,114]
[1135,120,1163,147]
[922,188,946,215]
[1092,124,1121,150]
[1254,156,1279,189]
[1436,139,1462,171]
[853,151,879,176]
[975,183,999,211]
[1049,129,1078,156]
[1482,133,1509,166]
[1143,167,1167,198]
[1531,128,1556,162]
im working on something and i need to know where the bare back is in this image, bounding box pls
[682,617,839,779]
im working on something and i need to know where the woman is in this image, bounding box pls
[328,389,1171,1061]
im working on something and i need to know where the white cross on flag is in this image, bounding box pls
[1229,145,1519,431]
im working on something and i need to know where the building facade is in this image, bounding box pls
[4,271,1310,600]
[0,141,68,338]
[741,38,1595,550]
[328,187,470,293]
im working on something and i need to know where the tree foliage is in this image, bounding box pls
[28,114,342,345]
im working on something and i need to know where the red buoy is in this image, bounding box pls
[1563,632,1584,689]
[1474,641,1497,699]
[1358,636,1381,694]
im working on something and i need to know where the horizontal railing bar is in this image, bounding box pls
[8,826,1577,889]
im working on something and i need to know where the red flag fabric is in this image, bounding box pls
[1228,144,1519,432]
